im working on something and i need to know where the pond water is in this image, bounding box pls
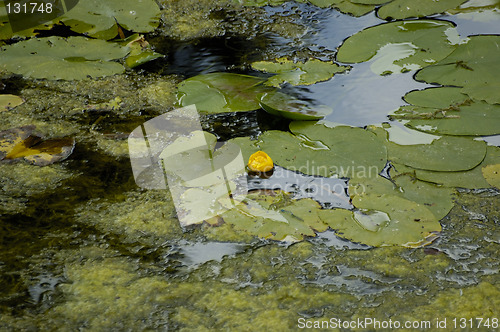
[1,0,499,330]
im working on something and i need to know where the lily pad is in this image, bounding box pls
[482,164,500,189]
[206,190,329,242]
[259,91,332,120]
[375,0,468,20]
[289,121,387,179]
[120,34,163,69]
[176,73,272,113]
[336,20,457,74]
[307,0,377,17]
[416,35,500,104]
[57,0,161,40]
[349,174,455,220]
[0,36,129,80]
[387,135,486,172]
[391,146,500,189]
[0,126,75,166]
[0,94,23,111]
[251,58,349,87]
[319,194,441,248]
[392,87,500,136]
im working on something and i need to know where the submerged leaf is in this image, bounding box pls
[176,73,271,113]
[251,58,349,87]
[0,126,75,166]
[336,20,457,74]
[0,94,23,111]
[0,37,129,80]
[259,91,332,120]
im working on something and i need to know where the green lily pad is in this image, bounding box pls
[58,0,161,40]
[229,123,387,179]
[308,0,376,16]
[482,164,500,189]
[336,20,457,74]
[251,58,350,87]
[387,135,487,172]
[320,194,441,248]
[376,0,468,20]
[120,34,163,69]
[349,174,455,220]
[416,35,500,104]
[176,73,272,113]
[289,121,387,178]
[0,36,129,80]
[214,192,329,242]
[391,146,500,189]
[392,87,500,136]
[0,94,23,111]
[259,91,332,120]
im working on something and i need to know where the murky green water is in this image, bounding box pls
[1,0,499,330]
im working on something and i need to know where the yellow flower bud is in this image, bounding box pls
[247,151,274,172]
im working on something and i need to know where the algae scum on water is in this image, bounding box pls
[1,0,499,330]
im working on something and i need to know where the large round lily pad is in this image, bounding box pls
[319,194,441,248]
[336,20,457,74]
[259,91,332,120]
[0,36,129,80]
[251,58,349,87]
[393,87,500,136]
[176,73,271,113]
[415,35,500,104]
[387,136,486,172]
[289,121,387,179]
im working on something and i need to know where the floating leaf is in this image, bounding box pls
[251,58,349,87]
[416,35,500,104]
[0,36,129,80]
[482,164,500,189]
[289,121,387,179]
[349,174,455,220]
[392,87,500,136]
[176,73,272,113]
[259,91,332,120]
[0,94,23,111]
[387,135,486,172]
[391,146,500,189]
[376,0,468,20]
[120,34,163,69]
[320,194,441,248]
[207,190,329,242]
[336,20,457,74]
[0,126,75,166]
[57,0,161,40]
[308,0,376,16]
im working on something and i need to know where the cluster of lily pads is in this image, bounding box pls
[0,0,163,80]
[236,0,469,18]
[171,12,499,247]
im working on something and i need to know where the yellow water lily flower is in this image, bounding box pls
[248,151,274,172]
